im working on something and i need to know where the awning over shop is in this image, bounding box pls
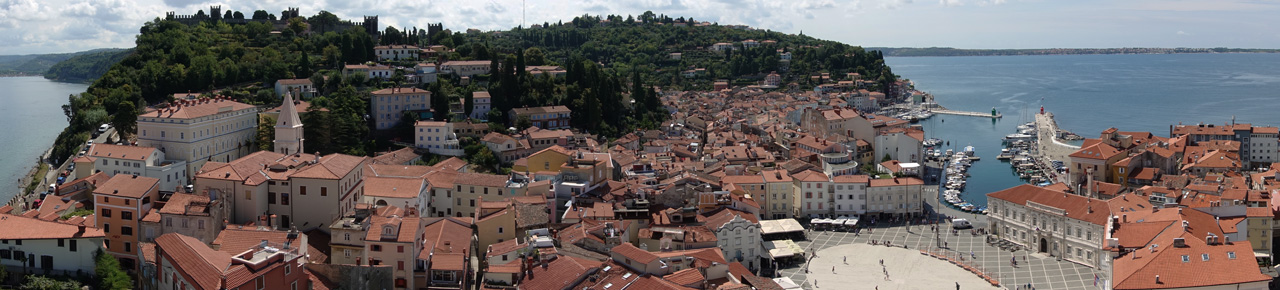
[760,219,805,235]
[765,240,805,259]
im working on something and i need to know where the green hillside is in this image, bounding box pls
[43,48,133,82]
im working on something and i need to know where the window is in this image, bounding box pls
[198,220,205,230]
[103,223,110,233]
[498,227,504,234]
[122,211,133,221]
[300,186,307,195]
[58,239,64,247]
[398,261,405,270]
[371,245,382,252]
[122,226,133,236]
[1181,255,1190,263]
[70,240,77,252]
[102,208,112,218]
[1201,253,1210,261]
[1228,251,1237,259]
[125,242,132,253]
[245,191,252,200]
[398,246,404,253]
[268,192,277,204]
[286,264,292,275]
[344,249,352,257]
[281,193,290,205]
[321,187,328,196]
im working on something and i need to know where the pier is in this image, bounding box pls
[932,109,1002,119]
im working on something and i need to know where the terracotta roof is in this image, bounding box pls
[790,170,828,182]
[702,208,760,230]
[611,243,659,264]
[0,212,104,240]
[419,217,474,264]
[869,177,924,187]
[485,239,524,258]
[511,105,571,115]
[92,174,158,199]
[368,147,419,165]
[1070,143,1123,160]
[155,233,236,290]
[141,98,255,119]
[363,177,426,199]
[520,255,603,290]
[370,87,429,95]
[290,154,367,180]
[1112,229,1270,289]
[426,170,458,189]
[365,164,434,178]
[88,144,155,161]
[987,184,1115,225]
[664,268,705,287]
[159,193,211,215]
[365,215,419,243]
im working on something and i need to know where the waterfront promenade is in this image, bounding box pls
[1033,112,1080,184]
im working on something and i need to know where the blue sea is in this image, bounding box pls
[886,53,1280,205]
[0,77,85,202]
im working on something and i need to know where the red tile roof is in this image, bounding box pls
[0,212,104,240]
[663,268,705,287]
[290,154,367,180]
[363,177,426,199]
[142,98,256,119]
[520,255,603,290]
[92,174,158,199]
[988,184,1114,225]
[88,144,155,161]
[1070,143,1123,160]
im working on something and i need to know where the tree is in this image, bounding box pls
[525,47,547,66]
[463,91,474,118]
[233,11,245,19]
[882,154,893,163]
[223,10,233,20]
[288,17,309,35]
[251,10,270,20]
[515,115,532,131]
[111,101,137,138]
[94,249,132,290]
[257,115,276,151]
[20,275,82,290]
[296,53,313,79]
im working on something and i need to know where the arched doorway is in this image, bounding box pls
[1039,238,1048,253]
[376,199,389,207]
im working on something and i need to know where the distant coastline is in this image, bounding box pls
[869,47,1280,57]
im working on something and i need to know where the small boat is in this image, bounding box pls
[924,138,943,147]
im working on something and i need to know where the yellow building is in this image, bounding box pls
[474,202,516,252]
[1247,207,1273,257]
[512,145,572,174]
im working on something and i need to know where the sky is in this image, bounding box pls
[1,0,1279,55]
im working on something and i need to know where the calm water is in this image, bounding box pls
[887,53,1280,206]
[0,77,84,202]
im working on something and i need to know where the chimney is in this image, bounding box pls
[77,224,85,234]
[1155,275,1161,284]
[1122,214,1127,223]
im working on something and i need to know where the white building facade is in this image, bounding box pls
[415,121,463,156]
[136,98,257,182]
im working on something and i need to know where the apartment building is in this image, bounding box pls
[93,174,161,270]
[371,87,431,130]
[136,97,258,177]
[80,143,188,191]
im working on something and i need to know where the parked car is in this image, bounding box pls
[951,218,973,229]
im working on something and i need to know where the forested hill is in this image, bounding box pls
[44,48,133,82]
[460,14,897,91]
[0,48,126,76]
[47,9,897,166]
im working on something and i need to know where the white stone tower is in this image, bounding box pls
[274,91,304,155]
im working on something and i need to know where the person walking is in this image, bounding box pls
[832,266,835,274]
[956,282,960,290]
[843,256,847,264]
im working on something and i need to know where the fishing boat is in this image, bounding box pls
[924,138,943,147]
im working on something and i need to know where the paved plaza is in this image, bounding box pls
[804,243,995,290]
[777,219,1105,290]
